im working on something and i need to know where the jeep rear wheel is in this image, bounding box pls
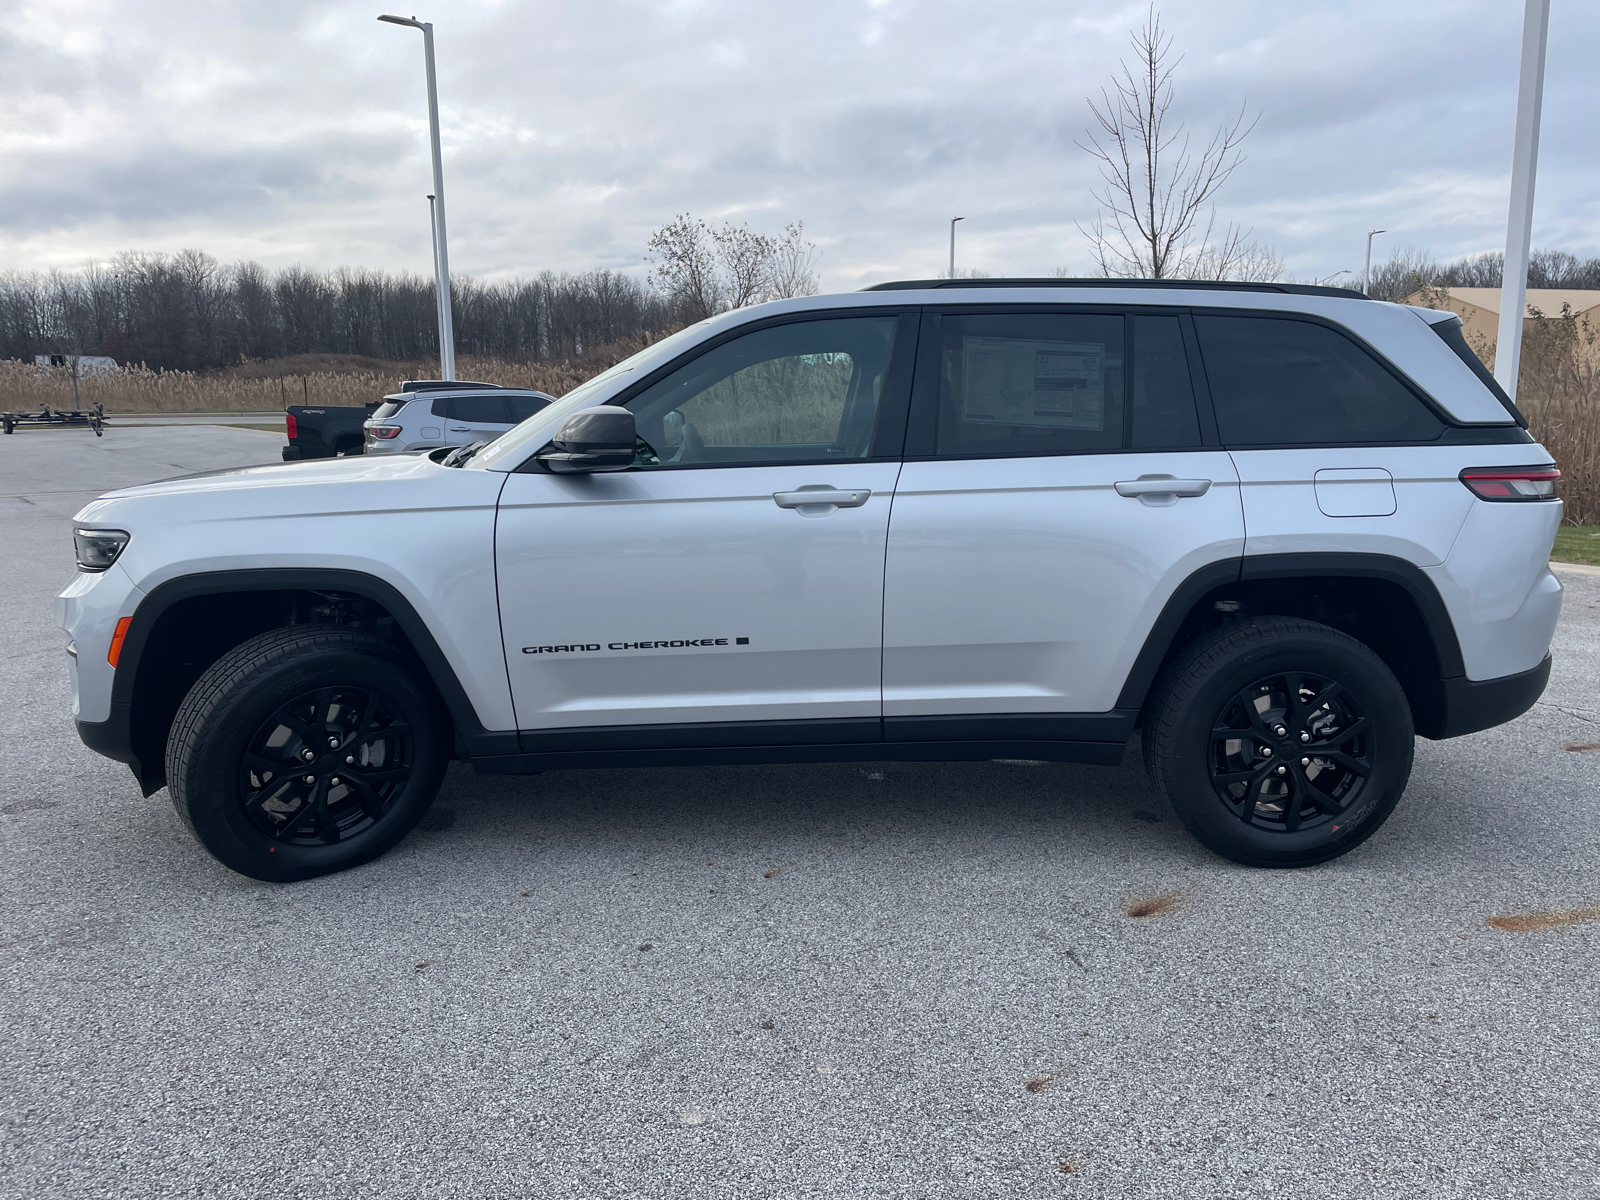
[165,627,448,882]
[1144,617,1413,868]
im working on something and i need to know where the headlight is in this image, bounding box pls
[74,528,130,572]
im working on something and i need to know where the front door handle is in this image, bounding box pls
[450,425,472,432]
[1115,475,1212,505]
[773,487,872,514]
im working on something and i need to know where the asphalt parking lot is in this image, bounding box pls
[2,424,1597,1200]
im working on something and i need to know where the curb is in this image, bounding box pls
[1551,560,1600,577]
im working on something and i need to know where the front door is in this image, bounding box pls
[496,312,914,735]
[883,308,1245,720]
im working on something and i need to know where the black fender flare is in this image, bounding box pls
[108,568,517,767]
[1114,552,1467,714]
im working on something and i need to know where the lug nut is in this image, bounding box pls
[1301,757,1311,766]
[1275,765,1288,776]
[302,774,316,785]
[327,736,340,748]
[345,755,355,765]
[301,749,315,761]
[1261,746,1273,757]
[329,776,340,786]
[1300,731,1311,743]
[1274,725,1287,737]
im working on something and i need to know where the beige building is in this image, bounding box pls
[1402,286,1600,368]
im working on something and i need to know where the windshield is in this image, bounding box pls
[469,323,710,471]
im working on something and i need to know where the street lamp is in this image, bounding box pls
[949,217,964,280]
[379,14,457,381]
[1363,230,1385,297]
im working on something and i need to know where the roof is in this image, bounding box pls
[1418,287,1600,316]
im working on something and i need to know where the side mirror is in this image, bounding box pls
[536,407,636,473]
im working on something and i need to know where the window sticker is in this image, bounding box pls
[960,337,1106,430]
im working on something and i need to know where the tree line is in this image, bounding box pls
[1363,248,1600,303]
[0,250,671,373]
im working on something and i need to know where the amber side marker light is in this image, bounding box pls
[1459,465,1560,501]
[108,617,132,668]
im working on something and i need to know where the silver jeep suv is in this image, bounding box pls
[363,381,555,455]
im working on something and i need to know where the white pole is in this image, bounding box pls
[1363,229,1385,296]
[949,216,964,279]
[1494,0,1551,399]
[427,194,447,376]
[380,15,457,381]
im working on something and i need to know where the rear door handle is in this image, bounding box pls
[450,425,472,432]
[773,487,872,512]
[1115,475,1212,502]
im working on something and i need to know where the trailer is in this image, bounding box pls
[1,403,106,436]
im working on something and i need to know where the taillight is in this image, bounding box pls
[369,426,402,440]
[285,413,298,439]
[1459,464,1560,501]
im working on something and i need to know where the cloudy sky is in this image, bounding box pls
[2,0,1596,290]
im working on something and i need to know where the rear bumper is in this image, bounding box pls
[1429,655,1551,740]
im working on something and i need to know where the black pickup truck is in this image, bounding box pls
[281,403,375,460]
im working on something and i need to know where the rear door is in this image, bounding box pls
[1189,313,1475,568]
[882,307,1244,723]
[437,393,513,445]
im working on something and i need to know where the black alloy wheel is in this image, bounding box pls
[1144,616,1413,868]
[241,685,414,846]
[166,626,448,882]
[1209,672,1372,834]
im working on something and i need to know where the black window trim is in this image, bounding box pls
[517,306,922,473]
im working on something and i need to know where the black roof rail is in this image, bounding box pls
[861,278,1370,300]
[398,379,506,393]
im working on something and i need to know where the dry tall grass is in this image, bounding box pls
[1515,308,1600,524]
[0,330,675,416]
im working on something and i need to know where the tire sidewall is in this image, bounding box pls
[1159,628,1413,868]
[176,644,446,882]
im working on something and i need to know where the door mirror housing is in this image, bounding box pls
[536,407,636,473]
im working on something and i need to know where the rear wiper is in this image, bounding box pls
[441,440,488,468]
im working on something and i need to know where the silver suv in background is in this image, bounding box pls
[363,381,555,455]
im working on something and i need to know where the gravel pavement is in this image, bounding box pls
[2,426,1597,1199]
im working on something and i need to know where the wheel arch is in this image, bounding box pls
[108,568,514,795]
[1117,553,1466,740]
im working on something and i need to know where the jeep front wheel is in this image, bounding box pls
[1144,616,1414,868]
[165,627,448,882]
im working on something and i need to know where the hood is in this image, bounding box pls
[86,451,438,505]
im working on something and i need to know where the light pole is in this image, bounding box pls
[1495,0,1551,399]
[1363,230,1385,296]
[949,217,964,279]
[379,14,457,381]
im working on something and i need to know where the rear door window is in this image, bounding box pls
[1130,314,1201,449]
[432,395,512,424]
[507,395,551,422]
[1194,315,1445,445]
[933,312,1125,456]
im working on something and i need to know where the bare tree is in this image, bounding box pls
[1177,225,1284,283]
[1077,7,1257,279]
[647,214,821,318]
[765,222,821,299]
[647,215,724,323]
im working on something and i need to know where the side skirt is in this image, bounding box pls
[478,711,1138,774]
[472,739,1126,774]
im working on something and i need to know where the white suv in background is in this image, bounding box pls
[57,280,1562,882]
[363,382,555,454]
